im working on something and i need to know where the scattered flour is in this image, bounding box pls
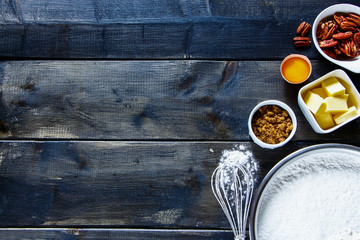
[218,144,258,182]
[256,149,360,240]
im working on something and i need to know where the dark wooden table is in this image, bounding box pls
[0,1,359,239]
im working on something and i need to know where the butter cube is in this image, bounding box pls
[314,100,327,115]
[312,87,328,98]
[333,106,358,124]
[304,91,323,114]
[315,102,336,129]
[337,93,349,101]
[321,77,346,96]
[315,113,336,129]
[324,96,348,113]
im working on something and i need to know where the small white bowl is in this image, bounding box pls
[280,54,312,84]
[248,100,297,149]
[298,69,360,134]
[312,4,360,74]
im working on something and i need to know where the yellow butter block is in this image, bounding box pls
[304,91,323,114]
[324,96,348,113]
[315,102,335,129]
[333,106,358,124]
[312,87,328,98]
[315,113,335,129]
[314,100,327,115]
[321,77,346,96]
[337,93,349,101]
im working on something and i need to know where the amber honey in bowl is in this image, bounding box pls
[281,54,312,84]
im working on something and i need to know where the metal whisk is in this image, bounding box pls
[211,161,254,240]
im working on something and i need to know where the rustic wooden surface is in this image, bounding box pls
[0,0,357,59]
[0,0,359,239]
[0,60,358,141]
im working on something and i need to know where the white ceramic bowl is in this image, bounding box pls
[248,100,297,149]
[312,4,360,74]
[298,69,360,134]
[280,54,312,84]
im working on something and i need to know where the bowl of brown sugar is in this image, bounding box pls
[248,100,297,149]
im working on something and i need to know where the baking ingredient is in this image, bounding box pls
[296,21,311,36]
[293,22,311,47]
[334,106,359,124]
[304,91,323,114]
[218,144,258,181]
[315,102,335,129]
[321,77,346,96]
[256,149,360,240]
[293,36,311,47]
[312,87,327,98]
[251,105,293,144]
[317,12,360,58]
[281,57,311,83]
[324,96,348,113]
[302,76,359,129]
[315,112,335,129]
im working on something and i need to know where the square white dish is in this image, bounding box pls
[298,69,360,133]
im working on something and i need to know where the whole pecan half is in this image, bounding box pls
[293,36,311,47]
[347,13,360,26]
[333,31,353,40]
[319,39,338,48]
[296,22,311,36]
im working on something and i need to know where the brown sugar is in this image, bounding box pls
[251,105,293,144]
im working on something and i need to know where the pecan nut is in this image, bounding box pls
[296,22,311,36]
[340,21,357,32]
[322,48,339,59]
[347,13,360,26]
[339,39,359,57]
[293,37,311,47]
[317,12,360,59]
[319,39,338,48]
[323,22,337,40]
[354,32,360,48]
[332,31,353,40]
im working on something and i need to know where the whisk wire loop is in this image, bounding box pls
[211,161,254,240]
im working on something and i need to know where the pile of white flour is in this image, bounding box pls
[219,144,258,180]
[256,150,360,240]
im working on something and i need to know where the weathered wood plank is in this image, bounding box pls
[4,0,357,24]
[0,228,233,240]
[0,0,358,59]
[2,141,356,228]
[0,60,359,140]
[0,21,306,59]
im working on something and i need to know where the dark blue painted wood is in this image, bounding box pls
[0,228,234,240]
[1,141,356,228]
[0,0,358,59]
[0,1,359,239]
[0,60,358,140]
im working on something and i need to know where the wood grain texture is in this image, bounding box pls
[0,0,358,59]
[2,141,358,228]
[0,60,359,140]
[0,1,359,238]
[0,228,233,240]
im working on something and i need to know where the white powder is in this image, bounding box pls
[256,149,360,240]
[219,144,258,181]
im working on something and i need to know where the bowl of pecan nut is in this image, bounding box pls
[312,4,360,74]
